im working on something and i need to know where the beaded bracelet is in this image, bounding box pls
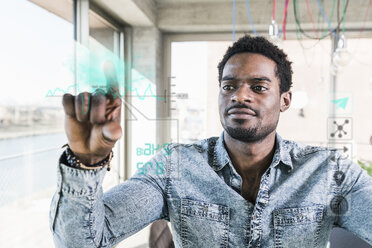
[62,144,113,171]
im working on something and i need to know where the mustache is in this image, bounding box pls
[225,103,258,115]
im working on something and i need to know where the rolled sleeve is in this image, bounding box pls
[50,160,108,248]
[50,149,170,248]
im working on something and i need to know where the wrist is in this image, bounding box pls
[62,144,113,171]
[74,153,107,165]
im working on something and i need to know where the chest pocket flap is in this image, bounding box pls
[181,198,229,223]
[273,205,324,226]
[180,198,230,248]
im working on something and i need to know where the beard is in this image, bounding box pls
[223,118,277,143]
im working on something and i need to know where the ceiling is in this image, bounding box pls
[30,0,372,38]
[154,0,372,35]
[154,0,240,6]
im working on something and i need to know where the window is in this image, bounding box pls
[0,0,73,247]
[171,42,209,143]
[88,8,124,187]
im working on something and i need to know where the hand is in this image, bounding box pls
[62,61,122,164]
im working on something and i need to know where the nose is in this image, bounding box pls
[231,84,252,103]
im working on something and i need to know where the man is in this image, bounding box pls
[50,36,372,248]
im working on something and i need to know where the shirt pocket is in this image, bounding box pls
[180,198,230,248]
[273,205,325,248]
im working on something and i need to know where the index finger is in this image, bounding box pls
[103,61,120,100]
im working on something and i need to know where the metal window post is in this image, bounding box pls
[329,30,340,147]
[73,0,89,94]
[73,0,89,45]
[123,27,133,180]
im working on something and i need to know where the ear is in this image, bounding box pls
[280,91,291,112]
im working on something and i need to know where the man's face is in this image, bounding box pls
[218,52,291,143]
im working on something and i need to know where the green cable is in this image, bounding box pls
[293,0,340,40]
[320,0,337,38]
[294,0,337,40]
[342,0,346,34]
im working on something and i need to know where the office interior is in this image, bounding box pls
[0,0,371,247]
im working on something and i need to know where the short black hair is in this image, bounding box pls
[217,35,293,94]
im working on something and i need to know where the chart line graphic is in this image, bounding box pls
[45,81,166,101]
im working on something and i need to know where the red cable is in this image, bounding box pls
[273,0,276,20]
[282,0,290,40]
[359,0,372,37]
[305,0,319,39]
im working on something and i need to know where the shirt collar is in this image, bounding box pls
[211,132,231,171]
[271,133,293,170]
[211,132,293,172]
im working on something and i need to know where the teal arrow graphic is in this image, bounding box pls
[332,97,349,109]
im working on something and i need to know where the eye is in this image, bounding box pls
[252,85,268,92]
[222,85,234,91]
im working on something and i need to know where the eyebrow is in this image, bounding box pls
[221,76,272,83]
[251,77,271,83]
[221,75,236,81]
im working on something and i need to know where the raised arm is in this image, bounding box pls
[49,62,169,247]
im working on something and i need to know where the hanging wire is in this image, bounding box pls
[295,19,323,52]
[305,0,319,38]
[296,29,322,50]
[342,0,346,34]
[320,0,336,37]
[359,0,372,37]
[337,0,341,34]
[232,0,236,41]
[315,0,341,39]
[294,0,349,40]
[348,0,372,67]
[316,0,349,39]
[282,0,290,40]
[316,0,337,38]
[245,0,258,35]
[336,0,347,34]
[273,0,276,20]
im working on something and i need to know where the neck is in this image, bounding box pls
[223,130,276,179]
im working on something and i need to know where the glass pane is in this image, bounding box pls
[171,42,208,143]
[332,38,372,163]
[0,0,73,247]
[129,69,158,177]
[89,11,116,52]
[88,10,123,188]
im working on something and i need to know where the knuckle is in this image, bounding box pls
[92,94,105,105]
[62,93,73,102]
[77,91,89,97]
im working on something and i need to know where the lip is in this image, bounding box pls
[227,108,256,116]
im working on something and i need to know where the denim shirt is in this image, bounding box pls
[50,133,372,248]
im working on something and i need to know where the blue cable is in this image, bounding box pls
[314,0,338,39]
[245,0,258,36]
[233,0,236,41]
